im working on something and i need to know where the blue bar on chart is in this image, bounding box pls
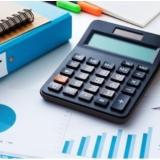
[139,127,152,158]
[77,136,90,157]
[92,133,106,158]
[123,134,136,158]
[62,140,74,154]
[108,129,123,158]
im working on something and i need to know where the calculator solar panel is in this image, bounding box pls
[41,20,160,123]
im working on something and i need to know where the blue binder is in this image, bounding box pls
[0,2,72,78]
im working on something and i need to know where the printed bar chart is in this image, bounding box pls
[108,129,122,158]
[77,136,90,157]
[124,135,136,158]
[139,127,152,158]
[62,127,152,158]
[92,133,106,158]
[62,140,74,154]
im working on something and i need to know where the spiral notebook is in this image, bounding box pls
[0,2,49,44]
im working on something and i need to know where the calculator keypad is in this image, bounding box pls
[45,53,149,119]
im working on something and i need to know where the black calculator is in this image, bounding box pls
[40,20,160,123]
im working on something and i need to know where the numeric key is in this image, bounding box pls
[67,60,80,69]
[79,91,93,102]
[96,69,110,78]
[100,88,115,99]
[81,64,95,73]
[48,82,62,92]
[111,73,125,82]
[106,80,120,90]
[90,76,104,86]
[69,79,83,89]
[61,68,74,77]
[85,84,99,94]
[75,72,89,81]
[63,86,78,97]
[95,97,109,108]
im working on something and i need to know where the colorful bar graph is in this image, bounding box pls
[108,129,122,158]
[139,127,152,158]
[77,136,90,156]
[62,140,74,154]
[62,127,153,158]
[92,133,106,158]
[124,135,136,158]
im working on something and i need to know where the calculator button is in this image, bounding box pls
[53,74,69,84]
[102,61,115,70]
[90,76,104,86]
[122,61,134,68]
[95,97,109,108]
[137,65,149,72]
[85,84,99,94]
[96,69,110,78]
[132,71,146,80]
[111,94,130,112]
[105,80,120,90]
[69,79,83,89]
[63,86,78,97]
[48,82,62,92]
[87,57,100,66]
[79,91,93,102]
[111,73,125,82]
[117,66,130,75]
[72,54,85,62]
[67,60,80,69]
[75,72,89,81]
[81,64,95,73]
[123,86,136,95]
[61,68,74,77]
[100,88,115,99]
[128,78,141,87]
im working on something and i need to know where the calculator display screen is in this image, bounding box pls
[88,33,157,63]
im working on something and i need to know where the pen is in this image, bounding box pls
[77,1,103,16]
[56,1,81,13]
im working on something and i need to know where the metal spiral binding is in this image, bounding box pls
[0,9,34,35]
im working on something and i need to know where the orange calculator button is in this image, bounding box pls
[53,74,69,84]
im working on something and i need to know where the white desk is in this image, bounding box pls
[0,3,160,158]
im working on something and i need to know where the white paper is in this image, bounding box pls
[89,1,160,27]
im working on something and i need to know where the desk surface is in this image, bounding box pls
[0,2,160,158]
